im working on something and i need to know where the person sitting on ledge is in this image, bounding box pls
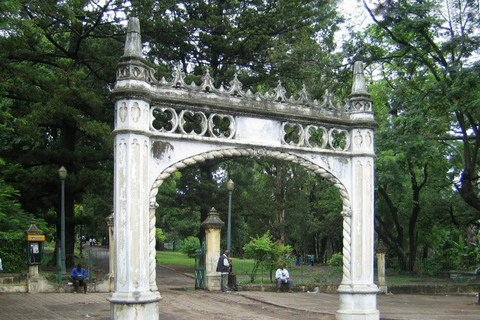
[275,263,293,293]
[71,264,88,294]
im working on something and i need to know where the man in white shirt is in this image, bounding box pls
[275,263,293,293]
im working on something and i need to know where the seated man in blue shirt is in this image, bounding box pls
[70,264,88,294]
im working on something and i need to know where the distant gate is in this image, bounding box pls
[195,240,206,290]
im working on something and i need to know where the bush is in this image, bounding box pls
[0,231,27,272]
[180,236,200,258]
[327,253,343,267]
[243,231,293,283]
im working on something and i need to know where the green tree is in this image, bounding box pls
[129,0,344,96]
[341,0,480,271]
[0,0,123,267]
[368,72,455,271]
[181,236,200,258]
[243,231,292,282]
[359,0,480,217]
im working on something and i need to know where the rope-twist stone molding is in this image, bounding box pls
[149,205,158,290]
[148,148,352,284]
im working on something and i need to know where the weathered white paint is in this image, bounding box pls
[111,17,379,320]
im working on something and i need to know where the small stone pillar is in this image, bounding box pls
[106,212,115,292]
[376,240,387,294]
[26,219,43,293]
[201,207,224,291]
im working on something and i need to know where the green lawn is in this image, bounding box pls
[156,251,195,267]
[156,251,473,285]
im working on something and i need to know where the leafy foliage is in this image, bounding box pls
[0,231,26,272]
[0,0,123,267]
[342,0,480,271]
[326,253,343,267]
[180,236,200,258]
[243,231,293,282]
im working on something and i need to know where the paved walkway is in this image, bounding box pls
[1,247,479,319]
[1,276,479,320]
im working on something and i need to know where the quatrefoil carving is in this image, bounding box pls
[305,125,328,149]
[179,110,208,135]
[328,128,350,151]
[208,114,235,139]
[282,122,305,146]
[151,107,178,133]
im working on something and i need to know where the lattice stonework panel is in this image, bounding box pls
[281,122,351,151]
[150,106,236,139]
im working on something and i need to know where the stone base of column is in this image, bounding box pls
[108,274,115,292]
[378,284,387,294]
[205,274,221,291]
[109,291,161,320]
[336,284,380,320]
[27,265,40,293]
[27,276,41,293]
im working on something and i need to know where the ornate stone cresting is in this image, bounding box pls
[141,62,355,112]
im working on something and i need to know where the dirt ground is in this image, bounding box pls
[86,252,336,320]
[80,247,480,320]
[157,289,335,320]
[156,265,335,320]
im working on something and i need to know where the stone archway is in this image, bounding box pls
[109,17,379,320]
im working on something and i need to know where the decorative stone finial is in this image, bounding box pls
[201,207,225,230]
[123,17,143,59]
[26,219,42,235]
[351,61,369,96]
[106,211,114,227]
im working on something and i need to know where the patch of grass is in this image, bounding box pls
[382,274,452,285]
[156,251,195,267]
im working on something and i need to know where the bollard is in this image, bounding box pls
[57,249,62,284]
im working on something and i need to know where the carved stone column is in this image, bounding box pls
[108,17,160,319]
[201,208,225,291]
[337,62,380,320]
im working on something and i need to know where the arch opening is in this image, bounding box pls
[149,148,353,285]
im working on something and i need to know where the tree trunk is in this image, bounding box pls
[274,162,286,245]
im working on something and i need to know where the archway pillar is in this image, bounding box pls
[108,18,160,320]
[336,62,379,320]
[336,154,379,320]
[201,208,225,291]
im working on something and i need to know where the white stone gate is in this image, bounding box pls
[109,17,379,320]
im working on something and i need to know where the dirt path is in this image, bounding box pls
[157,289,334,320]
[156,266,335,320]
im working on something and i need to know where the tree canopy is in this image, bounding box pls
[0,0,479,273]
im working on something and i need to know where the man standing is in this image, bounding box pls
[216,250,230,293]
[275,263,293,293]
